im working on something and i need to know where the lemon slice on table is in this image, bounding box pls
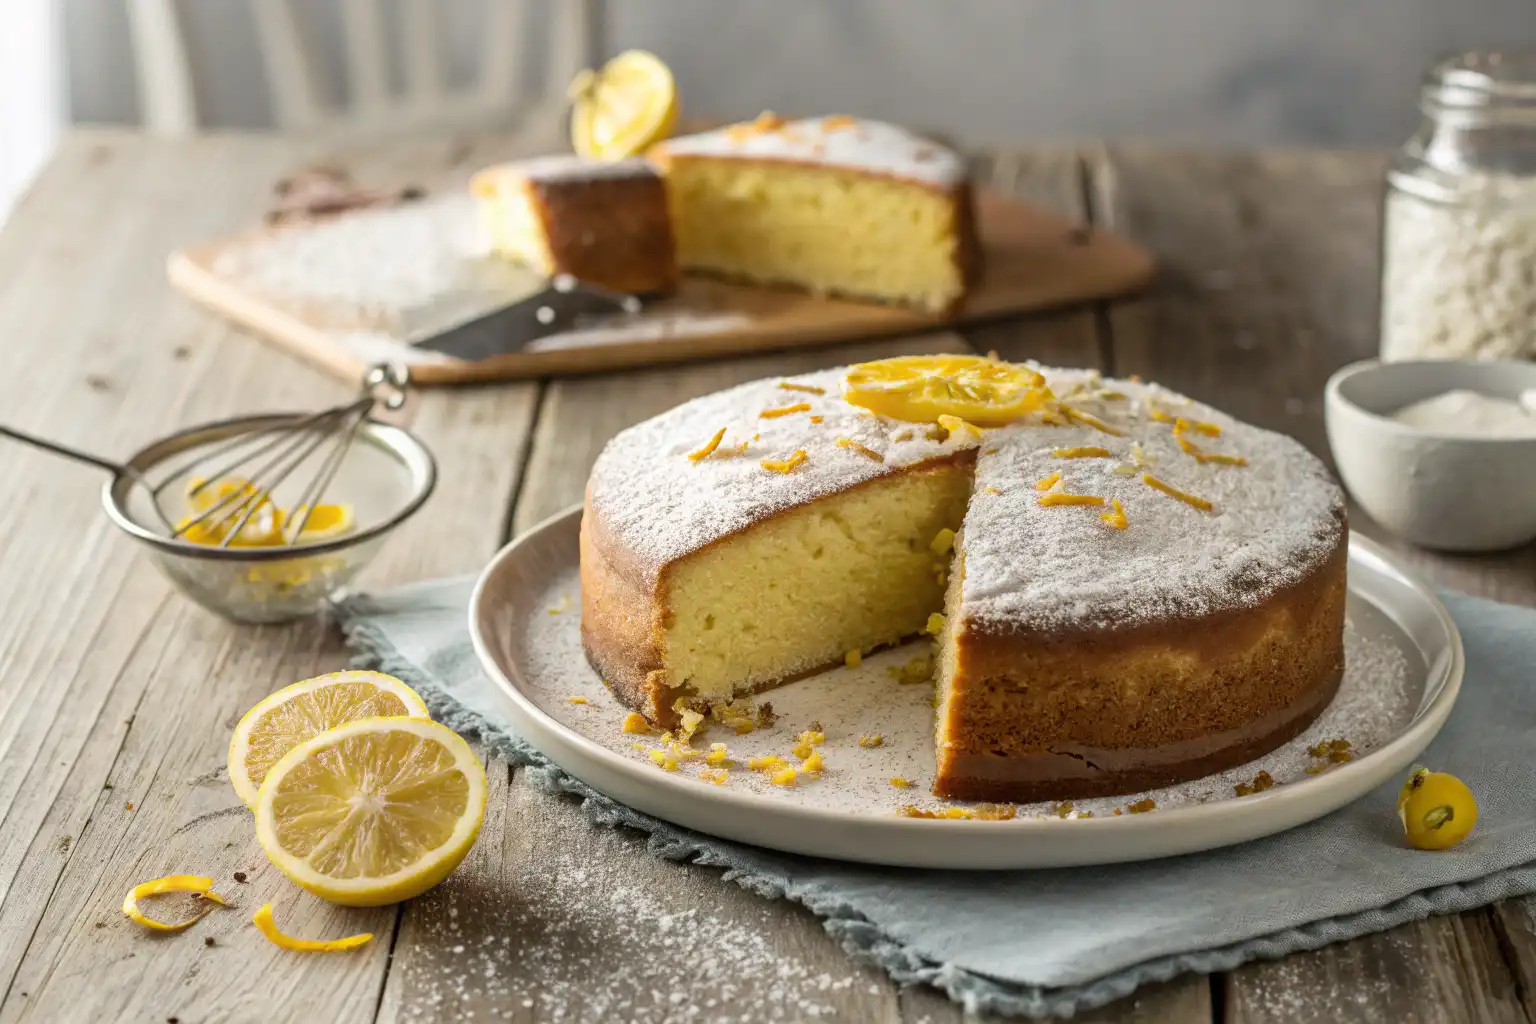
[228,671,431,808]
[254,717,487,907]
[569,50,679,160]
[840,355,1051,427]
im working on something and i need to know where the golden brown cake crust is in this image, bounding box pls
[528,173,678,296]
[933,534,1348,802]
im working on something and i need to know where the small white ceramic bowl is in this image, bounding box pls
[1324,359,1536,552]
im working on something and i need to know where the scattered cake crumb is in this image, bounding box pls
[621,712,651,735]
[1234,770,1276,797]
[566,696,589,705]
[1125,798,1156,814]
[800,751,824,774]
[857,735,884,749]
[889,777,913,789]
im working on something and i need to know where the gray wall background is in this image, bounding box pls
[65,0,1536,147]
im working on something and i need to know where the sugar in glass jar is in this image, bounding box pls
[1380,51,1536,362]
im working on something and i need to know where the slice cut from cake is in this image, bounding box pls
[580,356,1348,803]
[471,155,678,296]
[649,114,981,314]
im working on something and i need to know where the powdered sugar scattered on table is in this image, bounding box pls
[392,826,856,1022]
[524,566,1416,820]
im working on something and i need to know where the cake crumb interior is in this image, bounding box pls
[662,463,971,700]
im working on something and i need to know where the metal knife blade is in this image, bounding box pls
[413,275,644,362]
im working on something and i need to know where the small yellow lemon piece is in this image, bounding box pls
[570,50,679,160]
[122,875,228,932]
[289,503,356,541]
[228,670,431,809]
[254,718,487,906]
[840,355,1049,427]
[252,904,372,952]
[1397,767,1478,851]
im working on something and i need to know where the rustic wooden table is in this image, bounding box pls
[1,127,1534,1024]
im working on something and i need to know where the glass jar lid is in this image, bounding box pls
[1424,50,1536,118]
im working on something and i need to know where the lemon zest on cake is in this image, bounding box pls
[1038,492,1105,507]
[761,402,812,419]
[760,449,808,473]
[621,712,651,735]
[822,114,858,131]
[566,696,589,705]
[1148,408,1177,425]
[924,612,947,635]
[937,414,983,441]
[778,382,825,395]
[1142,473,1214,512]
[929,528,956,556]
[835,437,884,462]
[890,777,914,789]
[1175,434,1202,455]
[687,428,727,462]
[1100,498,1129,530]
[893,429,915,442]
[1181,418,1222,437]
[809,416,824,424]
[985,486,1001,494]
[1034,472,1062,492]
[844,648,862,669]
[858,734,884,748]
[1052,446,1112,459]
[1060,405,1126,436]
[1195,451,1249,467]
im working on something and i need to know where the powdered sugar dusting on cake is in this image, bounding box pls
[654,116,967,189]
[961,370,1344,634]
[587,367,980,582]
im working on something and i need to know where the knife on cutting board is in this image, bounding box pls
[412,274,645,362]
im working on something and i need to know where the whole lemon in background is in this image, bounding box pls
[570,50,679,160]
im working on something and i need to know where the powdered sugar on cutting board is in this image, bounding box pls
[524,567,1415,820]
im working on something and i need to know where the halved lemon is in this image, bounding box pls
[254,717,487,907]
[228,671,431,809]
[840,355,1050,427]
[569,50,678,160]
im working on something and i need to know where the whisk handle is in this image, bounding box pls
[0,424,130,477]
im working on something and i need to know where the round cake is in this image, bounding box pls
[580,358,1347,802]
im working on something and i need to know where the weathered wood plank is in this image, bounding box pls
[0,130,539,1023]
[897,974,1213,1023]
[1090,144,1528,1024]
[1227,915,1527,1024]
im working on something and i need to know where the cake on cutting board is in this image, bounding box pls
[471,155,679,296]
[649,114,981,314]
[579,356,1347,802]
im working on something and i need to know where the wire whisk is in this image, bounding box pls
[159,364,410,547]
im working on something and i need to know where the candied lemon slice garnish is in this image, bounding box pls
[252,904,372,952]
[840,355,1049,427]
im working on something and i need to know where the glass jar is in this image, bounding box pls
[1380,51,1536,361]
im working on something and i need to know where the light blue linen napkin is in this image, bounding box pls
[338,581,1536,1018]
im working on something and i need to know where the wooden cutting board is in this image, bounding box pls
[168,189,1154,385]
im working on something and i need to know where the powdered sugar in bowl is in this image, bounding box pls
[1325,359,1536,552]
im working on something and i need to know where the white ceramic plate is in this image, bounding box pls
[469,506,1462,870]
